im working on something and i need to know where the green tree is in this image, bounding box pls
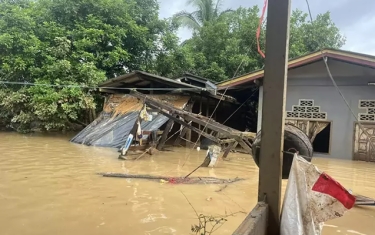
[289,10,346,58]
[0,0,175,132]
[172,0,233,31]
[170,7,345,82]
[173,6,266,81]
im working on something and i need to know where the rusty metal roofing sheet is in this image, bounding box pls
[70,94,190,148]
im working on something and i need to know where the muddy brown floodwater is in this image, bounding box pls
[1,132,375,235]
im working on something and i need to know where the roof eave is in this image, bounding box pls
[218,49,375,89]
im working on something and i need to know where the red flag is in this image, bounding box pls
[281,154,355,235]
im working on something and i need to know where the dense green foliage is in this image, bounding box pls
[0,0,177,131]
[0,0,345,132]
[170,4,346,81]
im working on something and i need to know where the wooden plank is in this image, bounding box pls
[174,126,188,146]
[258,0,291,234]
[220,139,236,144]
[199,95,202,130]
[243,138,253,148]
[157,115,176,150]
[222,141,238,159]
[131,91,234,135]
[130,91,253,145]
[232,202,268,235]
[185,101,194,147]
[153,108,221,144]
[179,113,232,135]
[237,139,252,154]
[140,99,222,142]
[232,131,256,138]
[142,130,163,135]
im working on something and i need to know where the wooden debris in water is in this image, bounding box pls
[99,173,244,185]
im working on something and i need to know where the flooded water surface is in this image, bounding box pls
[1,132,375,235]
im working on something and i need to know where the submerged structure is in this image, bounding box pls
[71,71,255,156]
[70,94,190,148]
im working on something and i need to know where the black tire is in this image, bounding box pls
[252,124,313,179]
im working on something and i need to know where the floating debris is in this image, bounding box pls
[99,173,244,185]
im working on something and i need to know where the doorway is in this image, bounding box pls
[312,123,331,154]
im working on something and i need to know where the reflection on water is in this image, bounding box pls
[0,132,375,235]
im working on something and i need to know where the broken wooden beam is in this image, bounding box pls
[237,139,252,154]
[185,101,194,147]
[222,141,238,159]
[131,91,234,135]
[157,114,176,150]
[220,138,237,144]
[129,91,256,153]
[153,108,221,144]
[174,126,188,146]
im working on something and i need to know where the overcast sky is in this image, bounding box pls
[158,0,375,55]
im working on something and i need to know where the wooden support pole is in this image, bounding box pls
[174,126,188,146]
[258,0,291,234]
[157,115,175,150]
[186,102,193,147]
[222,141,238,159]
[199,96,202,130]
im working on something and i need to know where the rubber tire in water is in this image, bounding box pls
[251,124,313,179]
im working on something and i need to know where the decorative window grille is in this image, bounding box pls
[358,100,375,122]
[286,99,327,120]
[293,106,306,112]
[306,106,320,113]
[359,100,375,108]
[359,114,375,121]
[299,99,314,107]
[286,111,299,118]
[312,112,327,119]
[299,112,312,119]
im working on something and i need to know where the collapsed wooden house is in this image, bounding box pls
[71,71,255,156]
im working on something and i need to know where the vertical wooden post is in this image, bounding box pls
[185,102,193,147]
[258,0,291,235]
[157,115,175,150]
[222,141,238,159]
[174,125,188,146]
[199,96,203,130]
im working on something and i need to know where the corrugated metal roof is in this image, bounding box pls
[99,71,200,90]
[70,94,190,148]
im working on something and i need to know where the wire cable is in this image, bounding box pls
[0,81,205,91]
[304,0,375,159]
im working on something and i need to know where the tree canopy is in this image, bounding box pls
[165,7,346,82]
[172,0,233,31]
[0,0,346,132]
[0,0,175,131]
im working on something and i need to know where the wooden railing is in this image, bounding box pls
[233,202,269,235]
